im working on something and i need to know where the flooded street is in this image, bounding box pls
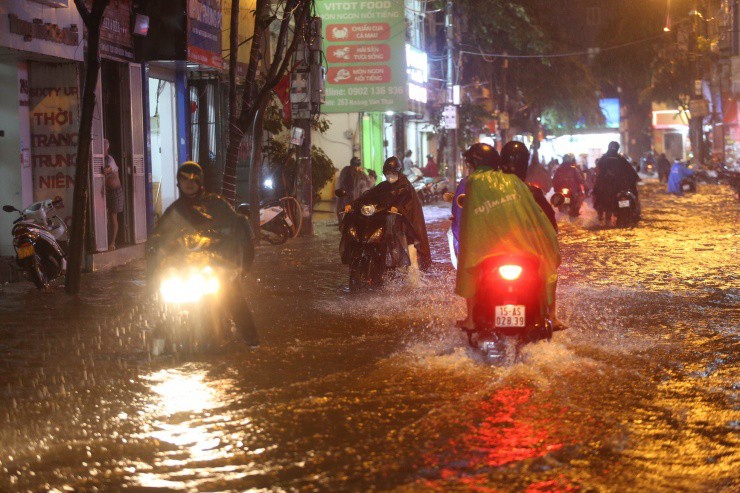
[1,180,738,492]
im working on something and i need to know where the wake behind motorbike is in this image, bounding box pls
[462,253,555,363]
[550,187,583,217]
[3,197,68,289]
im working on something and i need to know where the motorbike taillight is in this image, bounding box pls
[498,264,523,281]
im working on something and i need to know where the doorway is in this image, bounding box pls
[149,77,179,220]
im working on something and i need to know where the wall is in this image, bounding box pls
[312,112,360,200]
[0,61,23,256]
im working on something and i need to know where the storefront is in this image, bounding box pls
[0,1,83,258]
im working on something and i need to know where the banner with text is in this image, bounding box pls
[28,62,80,225]
[188,0,223,69]
[317,0,407,113]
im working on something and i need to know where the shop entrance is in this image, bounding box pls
[149,76,179,220]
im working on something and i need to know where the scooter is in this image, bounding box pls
[614,190,639,227]
[680,175,697,193]
[550,187,583,217]
[462,253,555,363]
[2,197,68,289]
[237,199,294,245]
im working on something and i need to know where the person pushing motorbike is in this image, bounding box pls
[343,156,432,277]
[148,161,259,346]
[593,141,640,225]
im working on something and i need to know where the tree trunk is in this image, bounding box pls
[66,0,109,294]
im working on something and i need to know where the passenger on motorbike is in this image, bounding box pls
[148,161,259,346]
[343,156,432,276]
[593,141,641,225]
[552,153,586,211]
[455,142,561,330]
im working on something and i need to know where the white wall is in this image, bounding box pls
[0,61,24,256]
[312,112,360,200]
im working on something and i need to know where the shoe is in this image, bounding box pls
[109,244,116,251]
[552,319,567,331]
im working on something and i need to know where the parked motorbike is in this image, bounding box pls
[237,200,294,245]
[406,167,448,204]
[719,166,740,199]
[2,198,67,289]
[550,187,583,217]
[461,253,555,363]
[149,230,236,354]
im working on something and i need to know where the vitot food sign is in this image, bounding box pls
[317,0,407,113]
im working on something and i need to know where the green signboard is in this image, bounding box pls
[316,0,408,113]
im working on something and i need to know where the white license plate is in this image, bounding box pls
[495,305,525,327]
[682,184,690,191]
[618,199,630,208]
[563,197,571,204]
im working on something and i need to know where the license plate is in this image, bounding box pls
[618,199,630,208]
[495,305,525,327]
[285,216,293,227]
[17,244,34,259]
[563,197,571,204]
[682,184,690,191]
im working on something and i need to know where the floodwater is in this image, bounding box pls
[0,180,738,492]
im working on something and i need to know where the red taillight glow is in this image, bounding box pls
[498,264,523,280]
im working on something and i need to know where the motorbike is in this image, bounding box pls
[149,230,237,354]
[461,253,555,363]
[614,190,639,227]
[550,187,583,217]
[337,190,411,291]
[406,167,448,204]
[680,175,697,193]
[2,197,68,289]
[237,199,294,245]
[719,166,740,199]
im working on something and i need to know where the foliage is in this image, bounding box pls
[458,101,494,149]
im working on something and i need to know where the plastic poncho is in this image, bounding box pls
[455,168,560,305]
[667,162,694,194]
[450,176,468,257]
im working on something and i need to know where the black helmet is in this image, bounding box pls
[608,141,620,152]
[178,161,204,185]
[383,156,403,175]
[501,141,529,180]
[350,156,361,167]
[462,143,500,170]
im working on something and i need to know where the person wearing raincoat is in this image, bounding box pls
[148,161,259,346]
[455,143,561,330]
[667,160,694,194]
[342,156,432,276]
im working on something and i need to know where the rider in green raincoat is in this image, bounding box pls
[455,149,560,328]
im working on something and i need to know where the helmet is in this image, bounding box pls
[383,156,403,175]
[608,141,620,152]
[178,161,204,185]
[350,156,361,167]
[501,141,529,180]
[563,153,576,165]
[462,143,500,170]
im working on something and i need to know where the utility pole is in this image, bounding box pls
[445,0,457,187]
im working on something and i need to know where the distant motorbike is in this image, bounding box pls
[614,190,639,227]
[406,167,448,204]
[680,175,697,193]
[462,253,556,363]
[2,198,67,289]
[237,199,294,245]
[550,187,583,217]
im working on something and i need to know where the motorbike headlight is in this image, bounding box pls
[368,227,384,243]
[361,205,376,216]
[159,266,220,304]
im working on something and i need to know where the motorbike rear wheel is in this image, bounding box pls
[28,256,48,289]
[262,221,290,245]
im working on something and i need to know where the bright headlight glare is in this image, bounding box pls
[368,228,384,242]
[159,266,220,303]
[349,226,358,239]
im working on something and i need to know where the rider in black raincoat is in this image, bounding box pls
[148,161,258,346]
[340,156,432,271]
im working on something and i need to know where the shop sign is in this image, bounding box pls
[221,0,255,78]
[2,1,83,61]
[28,62,80,226]
[188,0,223,69]
[100,0,134,61]
[317,0,407,113]
[443,105,457,129]
[406,44,427,104]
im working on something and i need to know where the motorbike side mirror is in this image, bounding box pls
[442,192,454,203]
[550,193,564,207]
[236,203,250,216]
[456,193,466,209]
[335,189,347,198]
[2,205,18,213]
